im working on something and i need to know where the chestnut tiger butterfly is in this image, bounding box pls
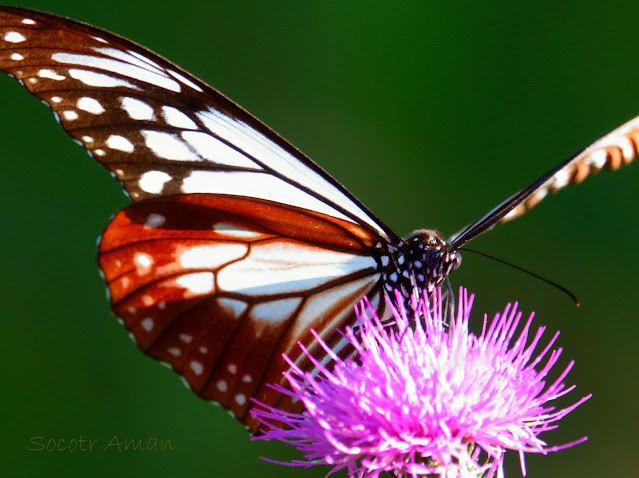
[0,6,636,432]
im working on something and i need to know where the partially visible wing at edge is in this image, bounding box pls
[450,115,639,248]
[0,6,397,242]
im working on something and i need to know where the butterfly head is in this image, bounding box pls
[401,228,462,292]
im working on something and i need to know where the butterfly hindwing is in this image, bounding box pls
[98,193,386,430]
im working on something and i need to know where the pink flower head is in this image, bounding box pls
[252,288,590,477]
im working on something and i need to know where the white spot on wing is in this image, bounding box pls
[533,188,548,202]
[190,361,203,376]
[217,297,247,318]
[235,394,246,406]
[139,170,171,194]
[168,69,203,92]
[4,31,26,43]
[552,169,571,189]
[216,380,228,392]
[106,134,135,152]
[121,96,154,120]
[227,364,237,374]
[21,19,36,25]
[128,50,163,70]
[82,135,94,143]
[180,333,193,343]
[51,96,62,103]
[588,149,608,168]
[249,297,302,326]
[619,137,634,159]
[168,347,181,356]
[182,171,351,221]
[142,130,198,160]
[68,68,138,89]
[94,47,158,72]
[77,97,105,114]
[162,106,197,129]
[52,52,181,92]
[10,53,23,61]
[213,222,263,239]
[218,240,377,295]
[176,272,215,294]
[180,131,260,168]
[179,244,247,269]
[242,374,252,383]
[145,213,166,227]
[141,317,154,331]
[135,253,153,268]
[62,111,78,121]
[37,69,65,80]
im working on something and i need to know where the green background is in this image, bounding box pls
[1,1,637,477]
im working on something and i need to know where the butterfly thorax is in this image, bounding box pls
[380,229,462,299]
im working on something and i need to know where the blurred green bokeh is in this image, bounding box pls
[1,1,638,477]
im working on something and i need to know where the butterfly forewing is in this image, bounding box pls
[450,116,639,247]
[0,6,394,240]
[98,193,386,430]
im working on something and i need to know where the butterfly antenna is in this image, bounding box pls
[461,248,580,306]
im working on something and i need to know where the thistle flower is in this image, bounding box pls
[252,288,590,477]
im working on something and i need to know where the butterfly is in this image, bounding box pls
[0,6,636,433]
